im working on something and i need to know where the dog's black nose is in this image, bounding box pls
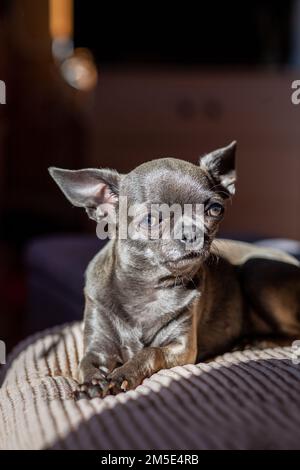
[181,228,198,244]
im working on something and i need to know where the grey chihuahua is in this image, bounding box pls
[49,142,300,399]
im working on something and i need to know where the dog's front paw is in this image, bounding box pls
[107,365,142,395]
[74,375,110,400]
[74,358,110,400]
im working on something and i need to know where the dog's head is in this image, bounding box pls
[49,142,236,274]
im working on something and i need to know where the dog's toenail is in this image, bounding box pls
[121,380,129,391]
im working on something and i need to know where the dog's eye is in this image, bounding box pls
[140,213,160,228]
[206,203,224,218]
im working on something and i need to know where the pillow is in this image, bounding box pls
[1,322,300,449]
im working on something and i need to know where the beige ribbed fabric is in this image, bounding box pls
[0,322,300,450]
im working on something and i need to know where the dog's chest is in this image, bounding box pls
[122,284,197,321]
[115,285,199,361]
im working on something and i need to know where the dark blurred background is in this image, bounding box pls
[0,0,300,351]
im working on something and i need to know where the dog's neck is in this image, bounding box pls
[96,240,206,326]
[112,240,204,291]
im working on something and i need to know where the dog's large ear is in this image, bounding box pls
[199,141,236,196]
[48,167,121,222]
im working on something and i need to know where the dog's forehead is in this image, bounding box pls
[121,158,213,204]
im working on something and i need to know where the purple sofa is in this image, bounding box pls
[24,234,300,334]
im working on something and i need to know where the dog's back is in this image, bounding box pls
[212,239,300,338]
[212,239,299,267]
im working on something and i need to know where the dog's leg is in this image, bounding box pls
[74,298,120,399]
[107,318,197,394]
[75,350,118,399]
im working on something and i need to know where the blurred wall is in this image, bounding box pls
[1,1,299,240]
[0,0,88,239]
[89,69,300,239]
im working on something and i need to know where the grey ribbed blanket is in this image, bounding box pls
[0,322,300,450]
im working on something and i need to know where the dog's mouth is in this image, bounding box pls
[166,251,202,267]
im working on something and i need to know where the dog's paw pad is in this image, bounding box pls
[73,389,87,401]
[107,369,136,395]
[73,378,110,400]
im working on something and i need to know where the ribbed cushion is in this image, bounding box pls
[1,322,300,450]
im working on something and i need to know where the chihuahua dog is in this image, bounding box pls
[49,142,300,399]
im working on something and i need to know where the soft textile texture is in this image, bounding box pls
[0,322,300,450]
